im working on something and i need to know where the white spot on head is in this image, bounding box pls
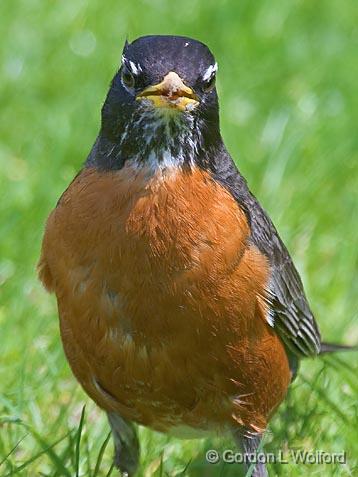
[184,42,189,47]
[121,55,143,76]
[202,62,218,81]
[129,60,142,75]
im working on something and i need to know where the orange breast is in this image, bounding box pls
[38,165,291,434]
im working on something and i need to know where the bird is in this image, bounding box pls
[38,35,356,477]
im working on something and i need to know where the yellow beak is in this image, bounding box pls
[136,71,199,112]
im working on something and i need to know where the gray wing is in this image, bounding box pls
[246,193,322,357]
[212,153,322,358]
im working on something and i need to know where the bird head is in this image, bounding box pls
[97,36,222,170]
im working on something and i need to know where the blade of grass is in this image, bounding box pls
[50,397,77,435]
[84,429,92,477]
[75,405,86,477]
[28,427,72,477]
[300,374,349,425]
[51,427,83,477]
[93,431,112,477]
[105,461,115,477]
[0,433,28,467]
[322,356,358,393]
[159,450,164,477]
[2,430,73,477]
[176,458,192,476]
[245,432,266,477]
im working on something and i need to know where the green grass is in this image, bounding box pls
[0,0,357,475]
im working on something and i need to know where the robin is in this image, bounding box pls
[38,35,356,477]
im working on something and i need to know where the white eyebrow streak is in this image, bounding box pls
[202,62,218,81]
[121,55,143,75]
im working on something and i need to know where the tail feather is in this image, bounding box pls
[320,342,358,355]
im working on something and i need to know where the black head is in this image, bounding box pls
[93,36,222,171]
[122,35,216,91]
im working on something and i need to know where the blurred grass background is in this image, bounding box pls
[0,0,357,475]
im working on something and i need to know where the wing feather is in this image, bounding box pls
[212,153,321,358]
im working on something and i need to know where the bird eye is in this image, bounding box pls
[202,74,216,93]
[121,68,135,89]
